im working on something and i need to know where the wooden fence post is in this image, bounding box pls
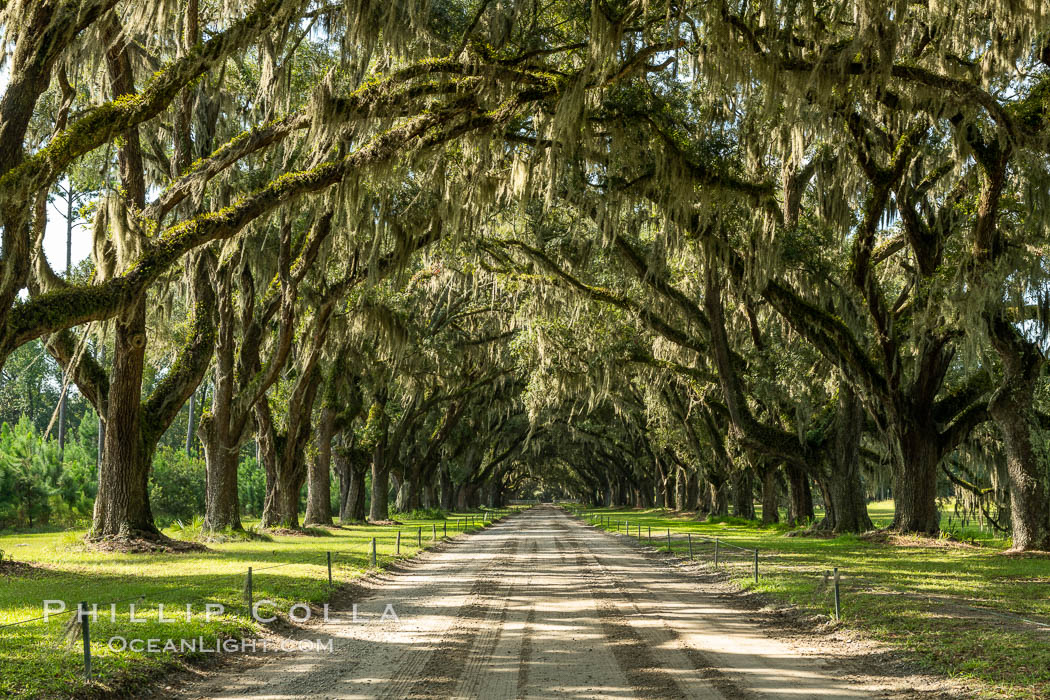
[246,567,253,616]
[833,567,841,620]
[79,602,91,679]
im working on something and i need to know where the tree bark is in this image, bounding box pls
[673,467,685,511]
[89,18,157,540]
[393,471,412,512]
[257,366,321,530]
[335,443,368,523]
[304,403,335,526]
[346,463,367,521]
[819,385,874,532]
[491,478,504,508]
[269,476,302,530]
[987,318,1050,551]
[422,482,436,509]
[90,252,215,541]
[731,470,755,519]
[406,463,424,511]
[785,465,814,525]
[370,461,391,521]
[891,424,942,534]
[439,467,454,510]
[185,391,196,456]
[201,266,242,531]
[760,467,780,525]
[92,301,157,539]
[202,438,241,531]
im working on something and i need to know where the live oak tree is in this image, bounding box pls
[2,0,1049,550]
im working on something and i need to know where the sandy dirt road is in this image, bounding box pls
[169,506,947,699]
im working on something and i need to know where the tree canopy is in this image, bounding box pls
[0,0,1048,551]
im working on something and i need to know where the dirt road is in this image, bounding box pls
[170,506,948,699]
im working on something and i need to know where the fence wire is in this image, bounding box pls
[583,512,849,617]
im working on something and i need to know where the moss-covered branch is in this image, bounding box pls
[5,107,461,352]
[42,328,110,416]
[0,0,292,202]
[141,253,217,445]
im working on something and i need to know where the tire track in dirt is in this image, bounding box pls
[456,535,534,697]
[382,534,521,699]
[582,540,753,700]
[575,551,696,699]
[514,539,539,700]
[522,515,630,698]
[515,603,537,698]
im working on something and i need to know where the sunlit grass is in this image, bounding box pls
[0,509,504,698]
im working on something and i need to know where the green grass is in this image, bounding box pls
[575,502,1050,699]
[0,509,506,699]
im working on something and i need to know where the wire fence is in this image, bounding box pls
[581,512,846,623]
[0,508,516,681]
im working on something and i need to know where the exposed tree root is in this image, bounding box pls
[87,533,209,554]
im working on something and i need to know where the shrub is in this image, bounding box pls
[705,515,761,527]
[51,441,96,521]
[149,447,206,524]
[238,456,266,517]
[0,418,59,528]
[0,418,97,529]
[394,506,447,520]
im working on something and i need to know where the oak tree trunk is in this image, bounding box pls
[986,319,1050,551]
[760,467,780,525]
[422,482,436,509]
[91,301,159,539]
[370,463,391,521]
[337,451,368,523]
[731,470,755,519]
[202,438,241,531]
[785,465,814,526]
[439,468,454,510]
[304,404,335,526]
[819,387,873,532]
[686,470,699,511]
[891,425,942,534]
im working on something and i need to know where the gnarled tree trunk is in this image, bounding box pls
[93,301,156,539]
[818,386,874,533]
[760,466,780,525]
[304,403,335,526]
[335,443,368,523]
[731,470,755,519]
[891,424,942,534]
[202,438,241,532]
[370,460,391,521]
[987,318,1050,551]
[786,465,814,526]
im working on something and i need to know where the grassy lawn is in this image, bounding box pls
[0,510,504,699]
[573,502,1050,699]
